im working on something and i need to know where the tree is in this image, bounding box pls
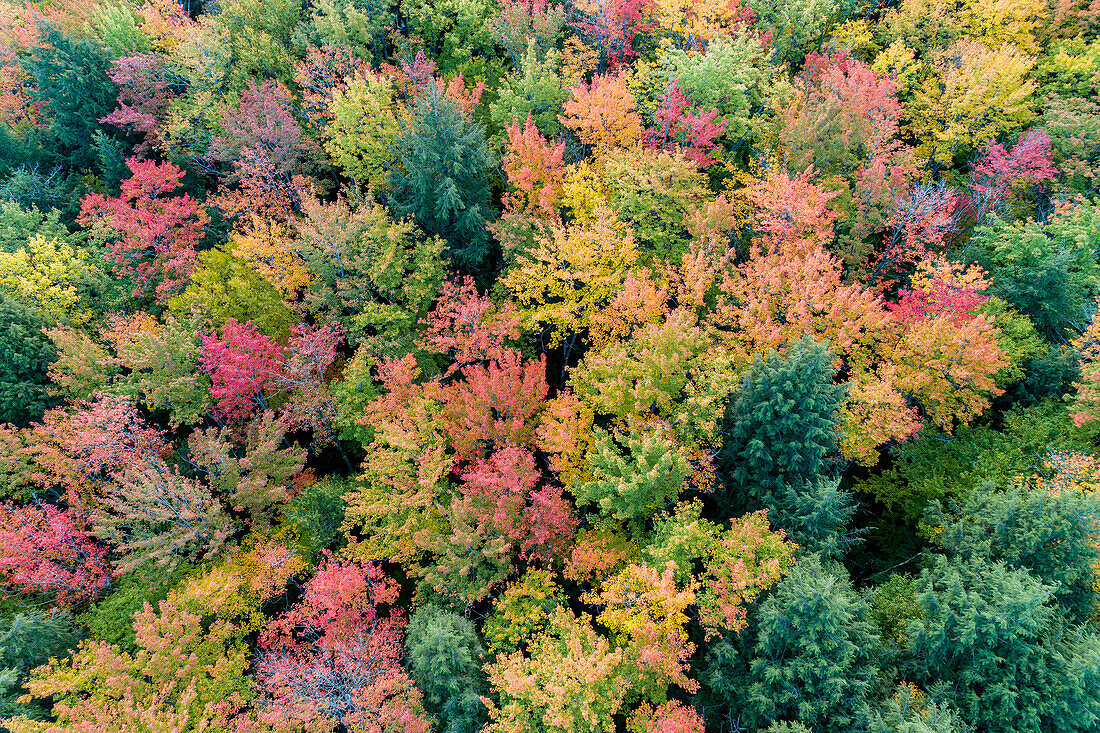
[209,80,314,223]
[645,501,797,638]
[324,70,399,189]
[778,52,907,181]
[490,46,571,139]
[168,247,298,341]
[229,217,311,299]
[186,411,306,528]
[907,40,1037,167]
[906,556,1100,733]
[0,499,111,606]
[419,277,521,374]
[647,82,728,168]
[483,606,627,733]
[659,32,772,146]
[109,312,213,428]
[254,558,432,733]
[501,115,567,220]
[297,193,447,349]
[747,556,881,733]
[882,311,1007,432]
[406,605,487,733]
[0,611,81,723]
[199,319,284,422]
[864,683,968,733]
[4,600,266,733]
[719,336,847,509]
[387,82,495,272]
[966,201,1100,344]
[933,469,1100,623]
[601,148,712,262]
[93,457,236,575]
[20,24,119,171]
[0,235,97,327]
[0,294,55,427]
[488,0,566,69]
[272,323,348,457]
[78,158,207,303]
[501,206,641,358]
[574,423,692,523]
[567,0,656,72]
[558,74,643,159]
[440,351,548,463]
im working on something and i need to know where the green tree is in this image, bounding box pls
[489,46,570,140]
[406,604,487,733]
[387,83,495,272]
[934,480,1100,623]
[906,556,1100,733]
[966,202,1100,344]
[20,25,120,172]
[719,336,847,510]
[0,611,81,724]
[168,248,297,341]
[747,555,881,732]
[0,294,55,427]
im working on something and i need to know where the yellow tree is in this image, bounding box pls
[0,236,96,326]
[907,39,1037,166]
[229,216,311,299]
[501,205,642,359]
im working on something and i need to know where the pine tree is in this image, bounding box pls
[387,82,495,272]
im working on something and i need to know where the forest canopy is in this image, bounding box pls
[0,0,1098,731]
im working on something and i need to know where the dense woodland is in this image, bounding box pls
[0,0,1098,731]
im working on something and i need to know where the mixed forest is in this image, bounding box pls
[0,0,1098,730]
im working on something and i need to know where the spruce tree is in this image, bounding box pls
[387,83,495,273]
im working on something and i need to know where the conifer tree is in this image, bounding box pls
[387,82,495,272]
[406,605,487,733]
[747,555,881,733]
[719,336,848,520]
[907,555,1100,733]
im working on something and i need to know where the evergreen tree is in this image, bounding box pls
[935,481,1100,623]
[906,555,1100,733]
[387,83,495,273]
[747,555,881,733]
[719,336,848,528]
[767,475,862,559]
[0,611,81,722]
[0,294,55,426]
[19,25,120,173]
[406,604,487,733]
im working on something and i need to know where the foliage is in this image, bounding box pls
[78,158,207,304]
[0,294,55,427]
[406,604,487,733]
[747,555,881,733]
[5,600,264,733]
[719,336,847,508]
[387,83,495,272]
